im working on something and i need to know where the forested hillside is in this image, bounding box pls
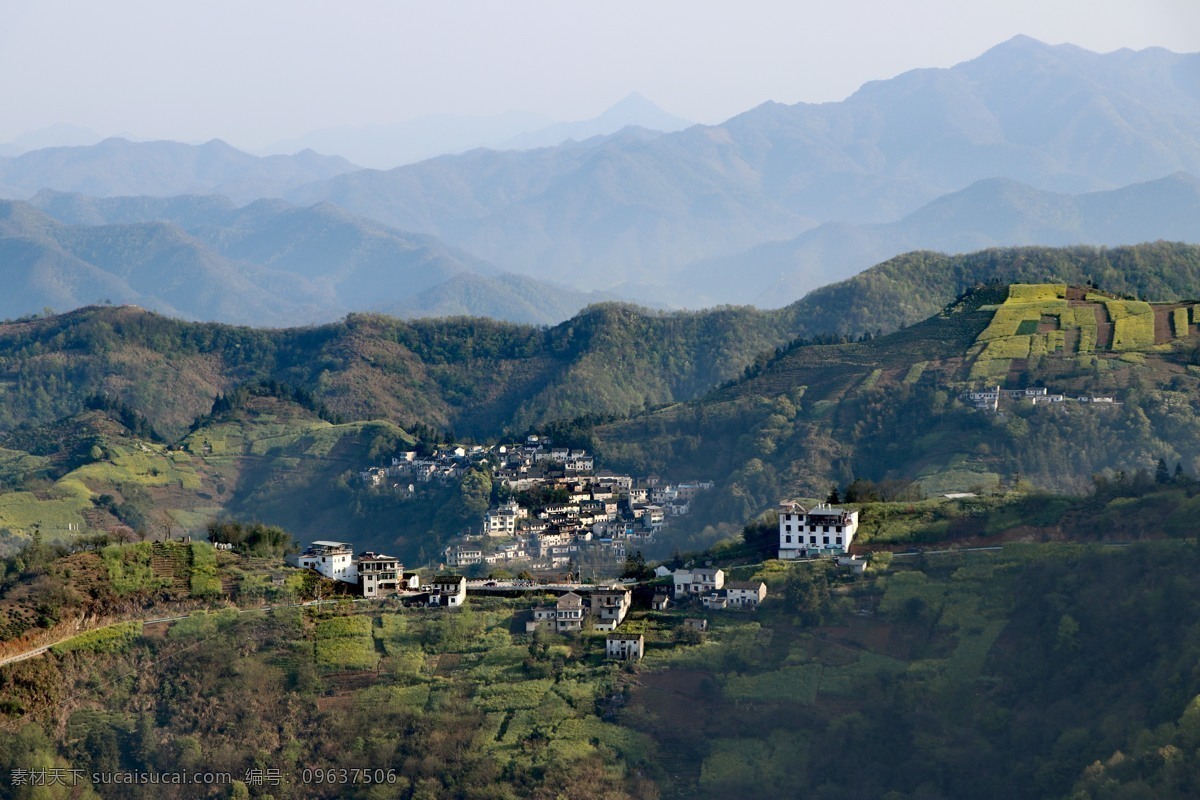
[0,302,797,441]
[591,281,1200,545]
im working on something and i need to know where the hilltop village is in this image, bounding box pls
[359,435,711,574]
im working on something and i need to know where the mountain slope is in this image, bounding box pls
[781,241,1200,340]
[500,92,693,150]
[7,196,611,325]
[593,281,1200,536]
[0,300,800,441]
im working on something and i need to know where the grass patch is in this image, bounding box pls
[189,542,221,597]
[982,337,1031,360]
[817,651,908,695]
[51,621,142,655]
[903,362,928,384]
[315,615,379,671]
[1111,311,1155,350]
[1173,307,1189,338]
[101,543,171,595]
[724,664,822,704]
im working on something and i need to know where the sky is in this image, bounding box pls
[1,0,1198,150]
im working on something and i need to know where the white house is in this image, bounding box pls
[429,575,467,607]
[725,581,767,608]
[527,591,586,633]
[289,541,358,584]
[486,499,528,536]
[606,633,644,661]
[778,502,858,558]
[673,567,725,597]
[444,545,483,567]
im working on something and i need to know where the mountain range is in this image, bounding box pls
[0,138,358,203]
[279,36,1200,295]
[3,244,1200,551]
[1,194,615,326]
[1,37,1199,323]
[672,171,1200,307]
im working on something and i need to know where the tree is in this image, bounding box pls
[621,550,653,581]
[784,564,831,626]
[827,485,841,504]
[1156,457,1171,484]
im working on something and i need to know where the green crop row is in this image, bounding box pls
[1008,284,1067,302]
[982,337,1030,359]
[1173,307,1190,338]
[1112,312,1156,351]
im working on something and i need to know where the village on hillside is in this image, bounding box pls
[277,494,873,661]
[962,385,1120,412]
[359,434,711,575]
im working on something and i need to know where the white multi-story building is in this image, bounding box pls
[778,501,858,558]
[357,551,402,598]
[429,575,467,607]
[486,499,527,536]
[289,541,358,584]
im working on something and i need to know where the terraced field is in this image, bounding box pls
[966,284,1199,383]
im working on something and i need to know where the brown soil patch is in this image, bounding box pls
[433,653,462,676]
[1036,315,1059,333]
[316,694,355,713]
[1065,287,1086,301]
[1093,305,1113,349]
[1154,303,1189,344]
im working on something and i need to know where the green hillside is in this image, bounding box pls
[6,540,1200,798]
[591,281,1200,540]
[786,242,1200,339]
[0,302,798,441]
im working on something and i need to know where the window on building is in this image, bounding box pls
[836,537,842,545]
[786,535,792,543]
[823,537,829,544]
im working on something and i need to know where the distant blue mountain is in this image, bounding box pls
[668,172,1200,307]
[284,37,1200,297]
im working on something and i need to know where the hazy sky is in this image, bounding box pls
[2,0,1198,149]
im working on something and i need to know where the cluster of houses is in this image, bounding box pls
[356,435,711,575]
[281,535,781,664]
[963,386,1119,412]
[434,438,710,573]
[359,435,595,491]
[525,564,770,662]
[525,585,649,661]
[284,540,466,606]
[667,567,768,611]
